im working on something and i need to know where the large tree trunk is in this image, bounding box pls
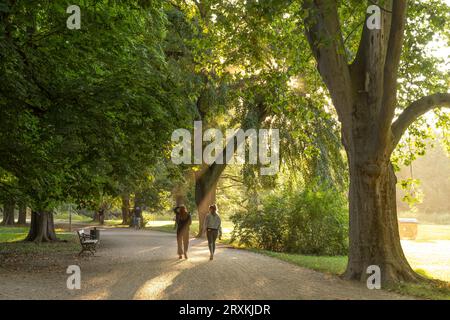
[195,169,218,237]
[338,92,424,285]
[2,201,15,225]
[302,0,450,285]
[121,194,131,225]
[25,211,58,243]
[93,206,106,224]
[18,204,27,225]
[343,156,423,283]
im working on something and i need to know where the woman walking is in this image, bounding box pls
[203,204,222,260]
[174,205,192,259]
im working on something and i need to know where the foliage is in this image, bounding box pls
[0,1,193,212]
[231,183,348,255]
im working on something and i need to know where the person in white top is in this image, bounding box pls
[203,204,222,260]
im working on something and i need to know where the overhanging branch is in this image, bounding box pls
[391,93,450,148]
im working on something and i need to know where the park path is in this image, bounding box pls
[0,229,412,300]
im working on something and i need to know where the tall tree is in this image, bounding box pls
[121,194,131,225]
[302,0,450,283]
[169,2,275,236]
[0,1,188,241]
[1,201,15,225]
[18,203,27,225]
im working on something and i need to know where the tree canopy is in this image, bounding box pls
[0,0,449,285]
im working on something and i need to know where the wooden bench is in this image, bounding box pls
[77,229,99,256]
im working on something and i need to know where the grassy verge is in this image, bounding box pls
[251,250,347,275]
[0,226,30,242]
[387,281,450,300]
[0,226,78,255]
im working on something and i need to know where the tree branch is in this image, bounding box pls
[302,0,353,128]
[391,93,450,148]
[381,0,408,123]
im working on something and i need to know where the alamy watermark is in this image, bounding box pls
[66,5,81,30]
[171,121,280,176]
[367,5,381,30]
[64,3,380,31]
[366,265,381,289]
[66,265,81,290]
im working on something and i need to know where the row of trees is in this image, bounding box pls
[0,1,194,240]
[1,0,449,285]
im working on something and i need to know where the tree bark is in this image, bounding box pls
[121,194,131,225]
[24,211,58,243]
[2,201,15,225]
[18,204,27,225]
[343,156,424,283]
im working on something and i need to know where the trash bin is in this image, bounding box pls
[398,218,418,240]
[90,227,100,241]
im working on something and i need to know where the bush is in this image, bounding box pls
[231,185,348,255]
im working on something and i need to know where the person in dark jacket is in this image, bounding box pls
[133,206,142,230]
[174,205,192,259]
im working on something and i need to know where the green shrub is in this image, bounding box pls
[231,185,348,255]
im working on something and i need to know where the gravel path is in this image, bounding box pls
[0,229,412,300]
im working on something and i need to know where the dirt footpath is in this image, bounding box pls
[0,229,412,300]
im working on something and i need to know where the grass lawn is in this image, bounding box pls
[54,212,92,223]
[0,226,78,255]
[0,226,30,243]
